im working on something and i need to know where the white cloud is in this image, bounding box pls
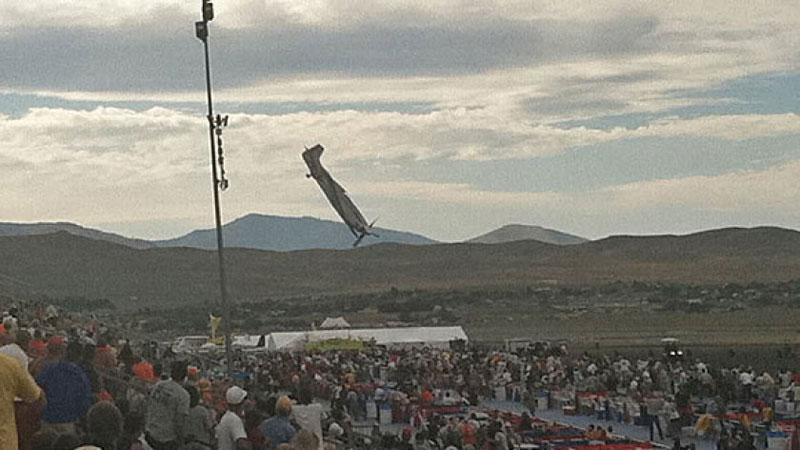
[601,159,800,212]
[0,105,797,237]
[2,1,799,239]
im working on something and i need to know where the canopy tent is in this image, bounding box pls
[231,334,266,348]
[319,317,351,329]
[265,326,468,351]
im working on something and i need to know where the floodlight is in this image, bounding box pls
[195,21,208,41]
[203,1,214,21]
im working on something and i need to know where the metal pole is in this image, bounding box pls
[198,11,233,377]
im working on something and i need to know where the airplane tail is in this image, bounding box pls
[368,218,379,237]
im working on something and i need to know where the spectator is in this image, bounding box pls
[0,328,30,370]
[289,429,319,450]
[145,360,190,450]
[28,330,47,358]
[185,385,215,450]
[28,428,58,450]
[52,433,83,450]
[94,337,118,369]
[217,386,252,450]
[260,396,296,450]
[29,336,64,377]
[0,353,44,450]
[78,401,125,450]
[36,340,93,435]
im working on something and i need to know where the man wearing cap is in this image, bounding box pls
[145,360,190,450]
[260,396,296,450]
[217,386,252,450]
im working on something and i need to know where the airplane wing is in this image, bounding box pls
[302,144,370,237]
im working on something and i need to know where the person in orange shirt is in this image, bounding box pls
[1,354,45,450]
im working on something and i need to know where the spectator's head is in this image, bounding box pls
[15,329,31,348]
[290,429,319,450]
[65,340,83,363]
[122,412,145,441]
[170,360,188,381]
[87,401,124,449]
[329,422,344,438]
[153,362,164,379]
[276,395,293,417]
[29,429,58,450]
[264,395,277,416]
[82,343,96,363]
[226,386,248,410]
[52,433,82,450]
[47,336,66,355]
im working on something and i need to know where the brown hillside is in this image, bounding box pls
[0,228,798,306]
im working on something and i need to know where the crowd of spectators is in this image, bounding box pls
[0,299,796,450]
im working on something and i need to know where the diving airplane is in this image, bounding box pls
[302,144,378,247]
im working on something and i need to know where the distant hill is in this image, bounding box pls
[0,222,152,249]
[153,214,437,250]
[0,226,799,306]
[467,224,588,245]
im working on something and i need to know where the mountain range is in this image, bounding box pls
[467,224,587,245]
[0,226,797,306]
[0,214,586,251]
[0,222,152,249]
[152,214,436,250]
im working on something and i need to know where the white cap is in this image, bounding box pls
[329,422,344,437]
[226,386,248,405]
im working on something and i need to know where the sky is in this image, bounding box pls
[0,1,798,242]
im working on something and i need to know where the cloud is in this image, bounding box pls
[0,0,796,104]
[601,159,800,212]
[356,156,800,213]
[2,107,797,180]
[345,157,800,239]
[0,16,661,94]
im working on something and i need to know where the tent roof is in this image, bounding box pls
[266,326,468,351]
[319,317,350,329]
[231,334,265,347]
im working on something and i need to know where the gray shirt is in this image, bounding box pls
[186,405,215,446]
[145,379,190,443]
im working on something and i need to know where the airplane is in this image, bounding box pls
[302,144,378,247]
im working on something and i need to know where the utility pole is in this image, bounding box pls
[195,0,233,376]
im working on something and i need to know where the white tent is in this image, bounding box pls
[265,326,468,351]
[319,317,351,329]
[231,334,266,348]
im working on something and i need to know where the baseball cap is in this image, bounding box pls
[226,386,248,405]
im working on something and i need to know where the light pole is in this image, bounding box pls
[195,0,233,376]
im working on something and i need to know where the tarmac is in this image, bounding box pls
[353,399,717,450]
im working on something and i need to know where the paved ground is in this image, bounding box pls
[352,399,719,450]
[471,400,718,450]
[533,408,715,450]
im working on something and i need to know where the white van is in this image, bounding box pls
[172,335,210,354]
